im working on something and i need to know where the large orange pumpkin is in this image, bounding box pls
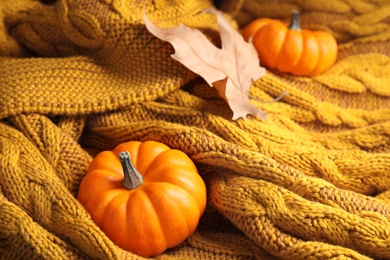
[77,141,207,257]
[243,10,338,76]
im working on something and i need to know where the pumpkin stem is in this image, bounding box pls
[119,151,144,190]
[288,10,301,31]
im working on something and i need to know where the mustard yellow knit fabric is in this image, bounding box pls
[1,0,390,259]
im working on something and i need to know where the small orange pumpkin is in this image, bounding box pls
[243,10,338,76]
[77,141,207,257]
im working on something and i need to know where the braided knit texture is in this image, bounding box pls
[1,0,390,259]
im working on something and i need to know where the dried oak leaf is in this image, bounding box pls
[143,9,266,120]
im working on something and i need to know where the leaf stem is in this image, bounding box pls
[252,91,289,103]
[118,151,143,190]
[288,10,301,31]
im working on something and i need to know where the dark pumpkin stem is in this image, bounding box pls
[288,10,301,31]
[119,151,143,190]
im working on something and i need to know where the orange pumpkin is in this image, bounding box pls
[77,141,207,257]
[243,10,338,76]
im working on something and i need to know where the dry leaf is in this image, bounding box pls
[143,9,266,120]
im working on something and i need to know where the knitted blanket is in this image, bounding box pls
[1,0,390,259]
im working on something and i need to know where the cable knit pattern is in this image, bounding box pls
[1,0,390,259]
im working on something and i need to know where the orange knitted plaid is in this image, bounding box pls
[0,0,390,259]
